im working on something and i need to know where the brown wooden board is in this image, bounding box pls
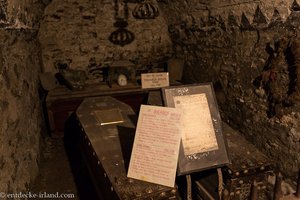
[45,83,150,137]
[220,123,275,200]
[192,123,275,200]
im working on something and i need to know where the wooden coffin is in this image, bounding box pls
[45,83,149,137]
[193,123,275,200]
[76,96,179,200]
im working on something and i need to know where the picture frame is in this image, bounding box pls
[162,83,230,175]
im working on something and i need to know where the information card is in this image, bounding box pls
[127,105,182,187]
[141,72,169,89]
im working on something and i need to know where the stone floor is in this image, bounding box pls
[29,136,99,200]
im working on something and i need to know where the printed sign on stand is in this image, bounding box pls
[141,72,169,89]
[127,105,182,187]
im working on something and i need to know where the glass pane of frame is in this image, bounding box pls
[162,83,230,175]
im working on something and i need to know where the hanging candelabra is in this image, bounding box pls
[132,0,159,19]
[109,0,135,46]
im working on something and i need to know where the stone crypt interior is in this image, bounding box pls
[0,0,300,199]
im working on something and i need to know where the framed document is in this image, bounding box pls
[162,83,230,175]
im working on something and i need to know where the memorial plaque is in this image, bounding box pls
[162,83,230,175]
[94,108,124,125]
[127,105,182,187]
[141,72,169,89]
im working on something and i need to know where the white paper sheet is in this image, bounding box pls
[173,93,218,155]
[127,105,182,187]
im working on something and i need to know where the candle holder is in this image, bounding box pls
[132,0,159,19]
[109,0,135,46]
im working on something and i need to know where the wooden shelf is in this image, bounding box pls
[45,83,153,138]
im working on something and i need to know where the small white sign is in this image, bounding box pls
[127,105,182,187]
[141,72,169,89]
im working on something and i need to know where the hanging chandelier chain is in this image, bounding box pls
[114,0,119,19]
[109,0,135,46]
[114,0,129,20]
[124,1,129,20]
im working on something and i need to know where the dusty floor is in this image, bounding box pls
[30,136,99,200]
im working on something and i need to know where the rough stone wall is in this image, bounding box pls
[0,0,45,194]
[38,0,172,73]
[0,30,43,193]
[0,0,44,29]
[160,0,300,180]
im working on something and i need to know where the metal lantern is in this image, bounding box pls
[132,1,159,19]
[109,19,134,46]
[109,0,135,46]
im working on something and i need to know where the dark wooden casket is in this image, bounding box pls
[193,123,275,200]
[76,96,179,200]
[45,83,150,138]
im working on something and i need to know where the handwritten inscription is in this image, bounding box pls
[127,105,182,187]
[141,72,169,89]
[174,93,219,155]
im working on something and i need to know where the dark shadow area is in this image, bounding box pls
[64,113,100,200]
[114,92,149,115]
[176,169,220,200]
[117,126,136,173]
[127,114,138,126]
[38,87,52,137]
[285,42,298,97]
[191,168,219,198]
